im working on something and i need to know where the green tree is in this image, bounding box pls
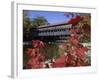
[23,10,31,31]
[23,10,32,41]
[31,16,49,27]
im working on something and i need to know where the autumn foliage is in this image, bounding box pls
[24,30,90,69]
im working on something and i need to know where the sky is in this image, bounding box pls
[25,10,75,24]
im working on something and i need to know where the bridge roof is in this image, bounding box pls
[33,16,82,29]
[37,22,70,29]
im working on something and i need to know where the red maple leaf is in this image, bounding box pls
[32,40,46,48]
[52,54,66,68]
[67,16,82,26]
